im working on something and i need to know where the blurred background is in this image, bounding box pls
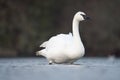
[0,0,120,57]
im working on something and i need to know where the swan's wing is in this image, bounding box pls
[37,33,73,57]
[45,33,73,50]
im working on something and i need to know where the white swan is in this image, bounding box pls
[36,11,89,64]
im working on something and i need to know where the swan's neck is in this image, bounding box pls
[72,19,83,47]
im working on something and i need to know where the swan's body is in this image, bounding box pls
[36,11,89,64]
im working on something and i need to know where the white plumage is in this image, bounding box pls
[36,11,89,64]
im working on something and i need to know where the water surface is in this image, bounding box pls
[0,58,120,80]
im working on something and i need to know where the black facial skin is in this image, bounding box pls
[81,14,90,20]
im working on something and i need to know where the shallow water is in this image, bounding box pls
[0,57,120,80]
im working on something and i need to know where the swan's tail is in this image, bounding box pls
[36,49,46,57]
[36,41,47,56]
[36,46,46,56]
[36,51,41,56]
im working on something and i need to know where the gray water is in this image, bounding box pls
[0,57,120,80]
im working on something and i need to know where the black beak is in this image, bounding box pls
[82,15,90,20]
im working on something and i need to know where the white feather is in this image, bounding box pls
[36,11,87,64]
[40,41,48,47]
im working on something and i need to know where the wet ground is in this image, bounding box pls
[0,57,120,80]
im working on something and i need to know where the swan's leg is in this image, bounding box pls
[49,60,53,65]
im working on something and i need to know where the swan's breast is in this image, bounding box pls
[65,44,85,59]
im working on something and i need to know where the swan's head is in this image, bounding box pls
[74,11,90,21]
